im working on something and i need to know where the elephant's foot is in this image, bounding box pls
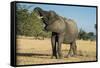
[51,55,58,59]
[65,54,77,58]
[56,55,63,59]
[51,56,63,59]
[51,55,63,59]
[71,54,77,57]
[65,55,71,58]
[51,55,55,59]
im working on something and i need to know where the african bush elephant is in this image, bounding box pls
[34,7,78,59]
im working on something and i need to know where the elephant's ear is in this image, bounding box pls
[48,11,59,20]
[49,11,56,17]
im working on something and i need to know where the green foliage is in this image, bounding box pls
[16,5,51,39]
[16,9,29,35]
[78,28,95,41]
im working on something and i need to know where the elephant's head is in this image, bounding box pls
[34,7,66,33]
[34,7,49,23]
[34,7,49,30]
[34,7,44,19]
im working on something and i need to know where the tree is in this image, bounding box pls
[88,32,95,41]
[78,29,95,40]
[78,28,86,40]
[16,9,29,35]
[88,32,94,37]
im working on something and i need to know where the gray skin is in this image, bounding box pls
[34,7,78,59]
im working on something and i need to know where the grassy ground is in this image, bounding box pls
[16,36,97,65]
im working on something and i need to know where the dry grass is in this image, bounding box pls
[16,36,97,65]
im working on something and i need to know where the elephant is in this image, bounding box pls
[34,7,78,59]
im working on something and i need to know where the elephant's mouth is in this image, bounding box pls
[37,15,49,31]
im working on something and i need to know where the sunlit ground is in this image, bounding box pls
[16,36,96,65]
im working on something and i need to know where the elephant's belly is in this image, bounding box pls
[63,34,76,44]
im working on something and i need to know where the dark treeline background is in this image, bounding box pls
[16,4,96,41]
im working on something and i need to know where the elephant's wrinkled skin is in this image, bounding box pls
[34,7,78,59]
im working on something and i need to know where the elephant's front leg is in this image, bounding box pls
[57,34,64,59]
[51,33,57,59]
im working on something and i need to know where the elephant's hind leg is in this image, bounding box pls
[66,41,77,57]
[72,41,77,56]
[66,43,73,57]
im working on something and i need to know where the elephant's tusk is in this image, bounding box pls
[37,16,43,19]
